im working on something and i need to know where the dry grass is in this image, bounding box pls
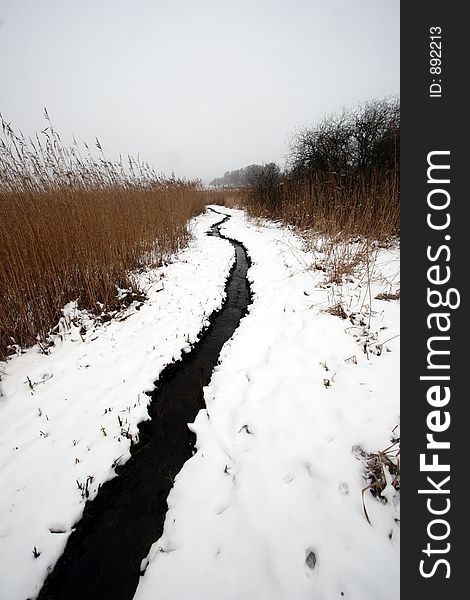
[217,188,248,209]
[0,114,207,360]
[245,170,399,240]
[244,170,399,284]
[202,187,247,209]
[375,289,400,301]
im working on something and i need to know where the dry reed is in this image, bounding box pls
[0,114,207,359]
[243,170,399,284]
[245,170,399,241]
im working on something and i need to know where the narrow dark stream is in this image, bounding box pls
[37,212,251,600]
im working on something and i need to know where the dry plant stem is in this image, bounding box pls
[360,439,400,525]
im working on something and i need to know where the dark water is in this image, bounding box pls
[37,213,251,600]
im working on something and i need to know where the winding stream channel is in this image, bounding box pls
[37,212,251,600]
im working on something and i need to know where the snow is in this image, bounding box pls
[0,210,234,600]
[134,207,400,600]
[0,205,400,600]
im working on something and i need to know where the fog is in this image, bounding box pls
[0,0,399,183]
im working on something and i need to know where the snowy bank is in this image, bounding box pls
[135,207,400,600]
[0,210,234,600]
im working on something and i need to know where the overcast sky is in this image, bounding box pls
[0,0,399,183]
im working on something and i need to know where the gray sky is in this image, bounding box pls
[0,0,399,183]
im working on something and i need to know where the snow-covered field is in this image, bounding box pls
[135,207,400,600]
[0,210,234,600]
[0,206,400,600]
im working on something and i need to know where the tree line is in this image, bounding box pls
[214,98,400,240]
[211,98,398,193]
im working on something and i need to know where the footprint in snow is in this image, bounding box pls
[305,549,317,570]
[214,504,229,515]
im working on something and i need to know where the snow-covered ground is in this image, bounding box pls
[0,210,234,600]
[135,207,400,600]
[0,206,400,600]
